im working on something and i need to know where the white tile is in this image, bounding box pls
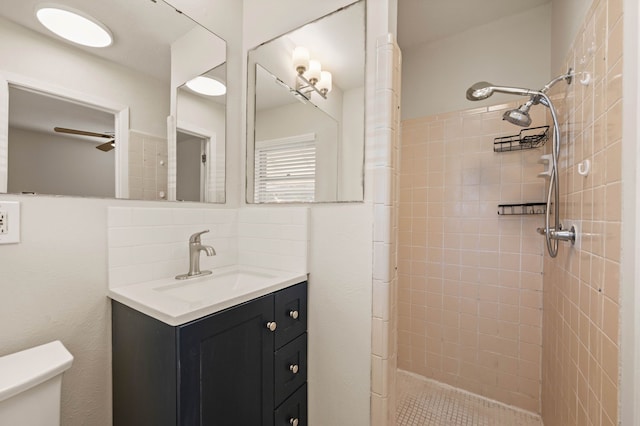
[376,45,394,91]
[172,208,205,225]
[373,242,391,282]
[375,88,395,131]
[374,167,392,205]
[108,247,133,268]
[374,205,392,243]
[108,207,133,228]
[132,208,173,226]
[371,393,388,426]
[372,354,383,394]
[373,280,391,321]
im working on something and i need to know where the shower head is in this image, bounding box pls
[466,81,494,101]
[502,99,534,127]
[465,82,539,101]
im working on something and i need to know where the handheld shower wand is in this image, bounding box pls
[466,70,574,258]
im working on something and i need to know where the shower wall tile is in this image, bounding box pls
[399,101,546,413]
[541,0,622,425]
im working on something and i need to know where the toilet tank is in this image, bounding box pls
[0,341,74,426]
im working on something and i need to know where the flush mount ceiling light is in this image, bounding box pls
[292,46,332,100]
[36,5,113,48]
[185,76,227,96]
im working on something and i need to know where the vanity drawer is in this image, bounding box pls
[274,333,307,406]
[275,282,307,348]
[274,383,307,426]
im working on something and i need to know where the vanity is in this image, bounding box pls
[110,267,308,426]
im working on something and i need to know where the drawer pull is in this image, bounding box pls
[289,310,299,319]
[289,418,299,426]
[266,321,277,332]
[289,364,299,374]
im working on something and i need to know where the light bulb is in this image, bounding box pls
[306,60,321,85]
[316,71,332,95]
[292,47,309,74]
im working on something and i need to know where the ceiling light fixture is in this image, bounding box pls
[292,46,332,100]
[36,5,113,48]
[185,76,227,96]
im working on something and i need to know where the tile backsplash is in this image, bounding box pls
[107,206,308,288]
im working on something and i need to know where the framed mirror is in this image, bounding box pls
[0,0,226,202]
[246,0,365,203]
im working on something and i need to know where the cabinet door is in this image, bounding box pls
[274,282,307,348]
[274,384,307,426]
[178,295,275,426]
[274,333,307,407]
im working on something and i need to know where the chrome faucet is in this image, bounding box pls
[175,230,216,280]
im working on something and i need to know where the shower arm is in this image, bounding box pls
[541,72,573,94]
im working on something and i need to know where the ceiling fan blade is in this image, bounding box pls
[54,127,113,139]
[96,140,116,152]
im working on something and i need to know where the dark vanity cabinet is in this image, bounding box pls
[112,281,308,426]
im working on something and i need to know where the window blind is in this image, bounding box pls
[254,133,316,203]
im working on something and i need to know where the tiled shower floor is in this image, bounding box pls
[396,370,543,426]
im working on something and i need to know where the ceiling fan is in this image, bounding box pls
[54,127,115,152]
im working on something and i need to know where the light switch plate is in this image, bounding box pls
[0,201,20,244]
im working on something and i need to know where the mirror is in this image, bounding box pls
[176,64,226,203]
[246,0,365,203]
[0,0,226,202]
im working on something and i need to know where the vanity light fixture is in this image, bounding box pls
[292,46,332,99]
[185,76,227,96]
[36,5,113,48]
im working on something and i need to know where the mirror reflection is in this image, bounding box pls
[177,64,226,203]
[0,0,226,202]
[246,0,365,203]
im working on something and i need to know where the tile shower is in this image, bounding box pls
[399,101,548,413]
[396,0,623,423]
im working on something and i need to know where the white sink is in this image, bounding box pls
[108,265,307,326]
[154,269,278,303]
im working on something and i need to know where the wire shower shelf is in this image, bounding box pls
[497,202,547,215]
[493,125,550,152]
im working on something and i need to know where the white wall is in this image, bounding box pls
[0,195,114,425]
[8,128,115,197]
[401,4,551,119]
[0,16,168,137]
[550,0,592,72]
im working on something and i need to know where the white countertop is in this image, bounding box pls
[108,265,308,326]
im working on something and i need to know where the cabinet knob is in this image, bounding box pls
[289,310,299,319]
[266,321,277,332]
[289,364,299,374]
[289,418,299,426]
